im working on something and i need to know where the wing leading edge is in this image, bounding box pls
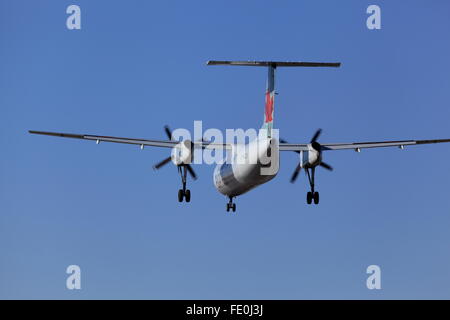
[28,130,231,150]
[29,131,450,152]
[279,139,450,152]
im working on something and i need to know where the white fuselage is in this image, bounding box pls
[213,137,279,197]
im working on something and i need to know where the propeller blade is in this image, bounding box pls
[311,141,321,152]
[153,156,172,170]
[164,125,172,140]
[290,163,302,183]
[320,162,333,171]
[310,129,322,143]
[186,165,198,180]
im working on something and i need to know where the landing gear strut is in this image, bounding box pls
[306,167,320,205]
[177,165,191,203]
[226,197,236,212]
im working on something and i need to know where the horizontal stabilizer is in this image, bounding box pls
[206,60,341,68]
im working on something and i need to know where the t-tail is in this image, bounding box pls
[206,60,341,138]
[262,65,275,138]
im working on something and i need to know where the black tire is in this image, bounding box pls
[313,192,320,205]
[232,203,236,212]
[307,192,313,204]
[185,189,191,202]
[226,204,230,212]
[178,189,184,202]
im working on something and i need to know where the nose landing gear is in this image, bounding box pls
[226,197,236,212]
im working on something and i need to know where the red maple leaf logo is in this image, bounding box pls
[265,91,274,123]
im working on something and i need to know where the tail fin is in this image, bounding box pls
[206,60,341,138]
[262,65,275,138]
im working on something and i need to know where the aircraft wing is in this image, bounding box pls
[30,131,450,152]
[279,138,450,152]
[28,130,232,150]
[279,143,309,151]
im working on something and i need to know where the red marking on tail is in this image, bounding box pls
[265,91,274,123]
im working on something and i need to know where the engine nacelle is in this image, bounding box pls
[171,140,193,165]
[302,144,321,168]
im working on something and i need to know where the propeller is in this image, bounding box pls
[310,129,322,145]
[283,129,334,183]
[309,128,333,172]
[152,125,198,180]
[290,163,302,183]
[319,162,333,171]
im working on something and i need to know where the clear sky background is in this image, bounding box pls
[1,0,450,299]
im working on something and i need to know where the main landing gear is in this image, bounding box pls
[177,165,191,203]
[226,197,236,212]
[152,125,198,203]
[305,167,320,205]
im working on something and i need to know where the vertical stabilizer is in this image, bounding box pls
[206,60,341,139]
[262,65,276,138]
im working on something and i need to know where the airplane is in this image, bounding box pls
[29,60,450,212]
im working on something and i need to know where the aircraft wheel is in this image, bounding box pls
[232,203,236,212]
[226,203,230,212]
[313,192,320,205]
[178,189,184,202]
[185,189,191,202]
[307,192,313,204]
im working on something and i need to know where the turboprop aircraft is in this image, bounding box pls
[29,60,450,212]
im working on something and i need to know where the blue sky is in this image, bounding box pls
[1,0,450,299]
